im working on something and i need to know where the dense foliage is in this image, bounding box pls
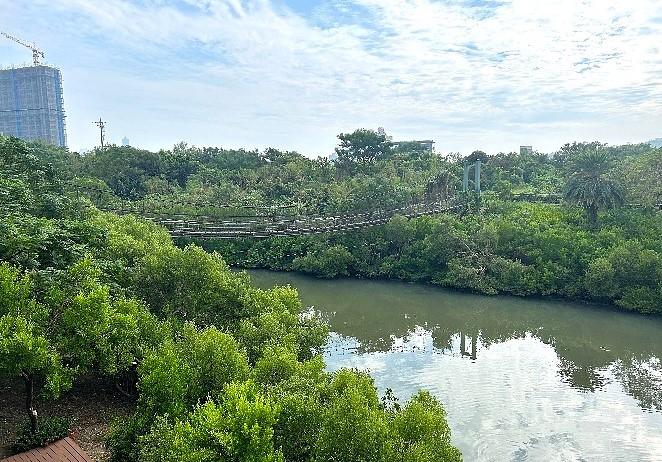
[65,134,660,219]
[30,133,655,314]
[70,130,656,315]
[0,135,462,460]
[74,137,447,217]
[563,148,625,227]
[208,199,661,314]
[1,130,660,457]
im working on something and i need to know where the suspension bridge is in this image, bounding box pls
[112,198,461,239]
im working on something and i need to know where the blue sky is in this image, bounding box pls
[1,0,661,155]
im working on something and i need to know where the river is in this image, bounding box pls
[248,270,662,462]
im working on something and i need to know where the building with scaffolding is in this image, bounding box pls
[0,65,67,147]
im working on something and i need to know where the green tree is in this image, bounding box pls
[563,148,624,227]
[585,241,662,314]
[234,284,328,364]
[0,315,70,433]
[0,135,74,218]
[335,129,392,171]
[0,263,48,324]
[0,260,162,436]
[133,245,252,327]
[619,148,662,207]
[556,141,605,165]
[43,258,163,378]
[137,324,250,418]
[79,145,163,199]
[315,369,390,462]
[292,244,354,278]
[269,356,328,462]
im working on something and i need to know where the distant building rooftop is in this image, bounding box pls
[393,140,435,151]
[376,127,434,151]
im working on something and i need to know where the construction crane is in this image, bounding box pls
[1,31,45,65]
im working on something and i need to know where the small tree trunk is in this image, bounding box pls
[587,205,598,229]
[23,373,38,434]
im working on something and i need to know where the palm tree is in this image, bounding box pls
[563,148,624,228]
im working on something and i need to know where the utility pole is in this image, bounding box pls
[94,118,106,148]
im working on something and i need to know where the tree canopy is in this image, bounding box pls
[2,131,661,459]
[563,147,625,227]
[335,129,393,171]
[0,135,465,460]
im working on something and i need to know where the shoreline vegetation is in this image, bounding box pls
[239,266,621,314]
[204,196,661,315]
[60,129,662,314]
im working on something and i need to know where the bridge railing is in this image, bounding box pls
[147,198,460,239]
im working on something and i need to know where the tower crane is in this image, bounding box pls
[1,31,45,65]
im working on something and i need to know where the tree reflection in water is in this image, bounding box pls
[250,269,662,412]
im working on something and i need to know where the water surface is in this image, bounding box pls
[249,270,662,462]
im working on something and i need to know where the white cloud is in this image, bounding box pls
[1,0,661,153]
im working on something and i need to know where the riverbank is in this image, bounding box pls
[238,265,627,313]
[193,201,662,315]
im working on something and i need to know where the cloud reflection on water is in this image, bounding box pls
[324,329,662,461]
[249,270,662,461]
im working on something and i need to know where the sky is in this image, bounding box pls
[1,0,661,156]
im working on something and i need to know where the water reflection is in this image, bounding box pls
[249,270,662,461]
[266,272,662,411]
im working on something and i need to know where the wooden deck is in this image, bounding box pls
[1,437,93,462]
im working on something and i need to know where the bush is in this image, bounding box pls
[389,391,462,461]
[12,416,70,453]
[139,381,283,462]
[292,244,354,278]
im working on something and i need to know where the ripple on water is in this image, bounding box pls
[324,330,662,462]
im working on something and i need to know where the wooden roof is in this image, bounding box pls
[1,437,93,462]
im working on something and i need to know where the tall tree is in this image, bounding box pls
[335,129,392,172]
[563,148,624,227]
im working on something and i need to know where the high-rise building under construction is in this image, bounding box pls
[0,65,67,147]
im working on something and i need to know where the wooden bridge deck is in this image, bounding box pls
[1,437,93,462]
[139,200,460,239]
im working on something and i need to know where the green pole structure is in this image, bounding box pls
[474,160,481,194]
[463,163,469,192]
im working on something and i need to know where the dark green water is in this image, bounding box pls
[248,270,662,462]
